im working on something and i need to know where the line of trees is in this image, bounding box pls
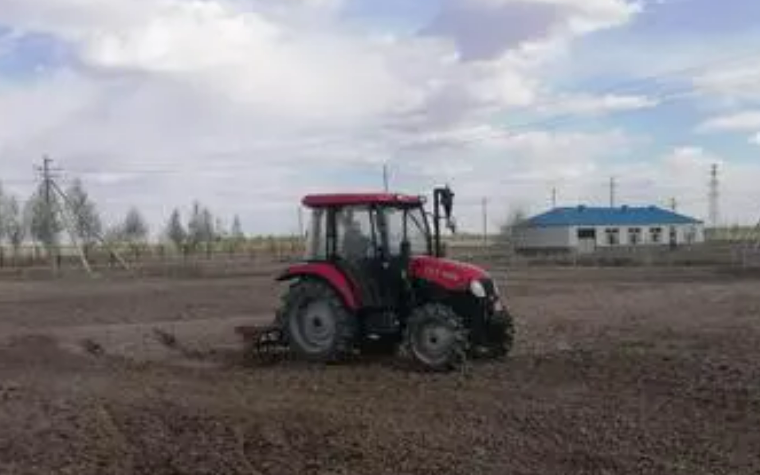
[0,179,247,253]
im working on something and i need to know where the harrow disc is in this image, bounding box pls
[235,325,289,365]
[255,327,288,363]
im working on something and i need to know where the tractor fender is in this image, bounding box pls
[275,263,360,311]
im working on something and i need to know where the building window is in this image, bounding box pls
[650,227,662,244]
[605,228,620,245]
[628,227,642,245]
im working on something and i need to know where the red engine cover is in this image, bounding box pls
[409,256,489,291]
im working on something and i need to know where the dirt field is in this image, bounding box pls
[1,264,759,474]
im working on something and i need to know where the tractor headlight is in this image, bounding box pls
[469,280,486,298]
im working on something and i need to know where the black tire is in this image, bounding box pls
[279,279,356,362]
[401,303,468,372]
[482,309,515,358]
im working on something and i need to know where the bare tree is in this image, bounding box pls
[187,201,215,250]
[165,208,186,250]
[65,178,102,249]
[0,181,7,244]
[25,184,61,250]
[497,206,528,251]
[231,215,245,239]
[122,206,149,244]
[230,215,245,251]
[4,196,25,255]
[214,217,226,241]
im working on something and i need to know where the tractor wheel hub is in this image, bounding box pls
[413,322,457,363]
[291,300,337,352]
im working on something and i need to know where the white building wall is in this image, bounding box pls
[592,223,705,247]
[514,226,572,249]
[516,223,705,251]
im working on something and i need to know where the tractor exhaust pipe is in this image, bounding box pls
[433,186,456,257]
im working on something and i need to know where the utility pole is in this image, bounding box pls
[609,176,616,208]
[33,157,130,276]
[551,187,557,208]
[481,197,488,248]
[42,156,53,212]
[382,163,389,192]
[709,163,719,228]
[670,197,677,212]
[51,180,131,273]
[35,156,59,272]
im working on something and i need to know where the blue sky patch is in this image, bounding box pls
[0,30,75,79]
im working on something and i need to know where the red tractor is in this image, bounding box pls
[243,186,514,371]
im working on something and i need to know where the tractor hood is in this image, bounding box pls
[409,256,490,292]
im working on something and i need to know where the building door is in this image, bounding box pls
[577,228,596,253]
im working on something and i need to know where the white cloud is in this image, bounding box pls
[535,93,658,116]
[0,0,653,234]
[750,132,760,146]
[386,125,639,228]
[1,0,420,123]
[693,60,760,105]
[421,0,639,61]
[697,111,760,132]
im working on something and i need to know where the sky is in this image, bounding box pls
[1,0,760,236]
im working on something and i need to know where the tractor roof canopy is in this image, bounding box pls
[302,193,423,208]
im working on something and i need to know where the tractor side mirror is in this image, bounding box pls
[441,186,454,220]
[441,186,456,233]
[447,216,457,234]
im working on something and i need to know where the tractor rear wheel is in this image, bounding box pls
[401,303,467,372]
[280,279,356,362]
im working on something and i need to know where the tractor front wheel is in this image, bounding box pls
[401,303,467,372]
[280,279,356,363]
[480,309,515,359]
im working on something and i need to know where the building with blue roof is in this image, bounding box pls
[514,205,704,253]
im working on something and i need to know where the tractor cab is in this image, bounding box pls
[298,194,430,323]
[302,192,431,263]
[271,187,514,371]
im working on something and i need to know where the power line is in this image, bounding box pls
[29,156,132,275]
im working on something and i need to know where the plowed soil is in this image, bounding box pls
[1,265,759,474]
